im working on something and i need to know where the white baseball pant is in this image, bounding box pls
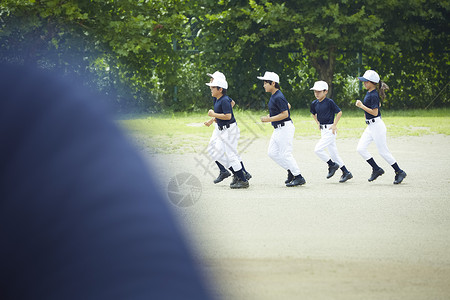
[208,123,242,163]
[314,125,344,167]
[357,117,396,165]
[268,121,301,176]
[208,123,242,171]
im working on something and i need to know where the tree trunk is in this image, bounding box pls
[310,47,336,98]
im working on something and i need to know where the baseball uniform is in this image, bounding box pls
[310,85,353,183]
[357,70,407,184]
[257,71,305,186]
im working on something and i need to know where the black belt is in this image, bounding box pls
[273,121,291,129]
[366,118,377,125]
[273,123,285,129]
[320,124,330,129]
[218,122,235,130]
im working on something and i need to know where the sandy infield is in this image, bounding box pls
[143,134,450,300]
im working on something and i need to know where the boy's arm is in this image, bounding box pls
[355,100,378,116]
[208,110,231,120]
[208,99,232,120]
[331,111,342,134]
[204,117,215,127]
[312,114,320,130]
[261,110,289,122]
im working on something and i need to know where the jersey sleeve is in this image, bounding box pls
[331,99,341,113]
[276,95,289,112]
[221,98,233,114]
[367,92,380,109]
[310,101,317,115]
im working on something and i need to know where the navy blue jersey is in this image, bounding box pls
[214,95,236,127]
[212,97,233,106]
[268,90,291,127]
[363,90,381,119]
[310,97,341,124]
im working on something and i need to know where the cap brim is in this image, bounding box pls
[257,76,266,80]
[358,76,368,81]
[206,82,227,89]
[207,73,214,77]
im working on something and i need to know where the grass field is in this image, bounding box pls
[119,108,450,154]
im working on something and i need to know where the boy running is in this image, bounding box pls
[310,81,353,182]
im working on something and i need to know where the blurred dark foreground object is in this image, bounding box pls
[0,64,214,300]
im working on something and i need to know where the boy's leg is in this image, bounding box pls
[314,129,332,163]
[327,136,344,167]
[277,123,301,176]
[371,120,396,165]
[357,126,384,181]
[208,132,226,167]
[268,130,283,167]
[222,125,248,188]
[213,161,231,184]
[371,120,407,184]
[315,127,339,178]
[221,124,242,172]
[357,126,374,161]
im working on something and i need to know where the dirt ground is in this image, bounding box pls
[143,134,450,300]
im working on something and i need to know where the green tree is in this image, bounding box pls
[364,0,449,108]
[0,0,192,111]
[1,0,448,111]
[194,0,448,109]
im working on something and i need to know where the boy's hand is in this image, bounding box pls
[207,109,215,117]
[355,100,363,108]
[204,119,214,127]
[260,115,270,122]
[331,124,338,134]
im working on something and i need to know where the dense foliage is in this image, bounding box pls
[1,0,448,112]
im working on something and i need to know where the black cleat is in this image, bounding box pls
[230,177,249,189]
[286,175,306,187]
[214,170,231,184]
[339,172,353,183]
[327,162,339,179]
[230,174,237,186]
[285,170,294,184]
[231,172,251,186]
[393,170,407,184]
[368,168,384,182]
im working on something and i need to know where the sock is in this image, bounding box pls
[216,161,226,172]
[391,162,401,173]
[236,169,247,181]
[229,166,236,174]
[327,159,334,166]
[340,165,349,174]
[366,158,381,170]
[240,161,247,173]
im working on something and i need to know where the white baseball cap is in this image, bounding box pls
[207,71,226,81]
[310,80,329,91]
[257,71,280,83]
[358,70,380,83]
[206,78,228,89]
